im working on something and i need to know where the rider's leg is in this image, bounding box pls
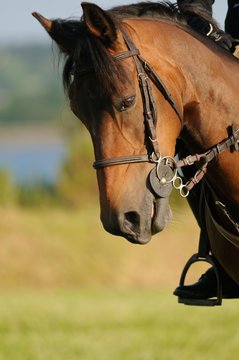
[177,0,214,16]
[173,144,239,300]
[174,263,239,299]
[225,0,239,39]
[225,0,239,57]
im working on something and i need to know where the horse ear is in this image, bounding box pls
[81,2,117,45]
[32,12,53,33]
[32,12,78,54]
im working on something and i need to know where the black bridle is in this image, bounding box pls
[73,28,239,198]
[92,29,188,198]
[93,29,184,170]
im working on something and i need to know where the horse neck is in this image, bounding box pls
[165,24,239,207]
[126,18,239,147]
[169,27,239,150]
[126,19,239,207]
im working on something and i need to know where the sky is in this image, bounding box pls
[0,0,227,45]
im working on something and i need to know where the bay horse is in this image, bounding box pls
[33,2,239,290]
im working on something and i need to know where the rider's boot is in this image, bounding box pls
[174,265,239,299]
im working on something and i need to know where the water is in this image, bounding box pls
[0,143,65,184]
[0,128,66,184]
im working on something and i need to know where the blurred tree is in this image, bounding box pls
[0,45,64,124]
[0,170,17,206]
[57,120,98,207]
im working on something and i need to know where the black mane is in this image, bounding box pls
[109,1,216,25]
[55,1,218,96]
[110,1,181,20]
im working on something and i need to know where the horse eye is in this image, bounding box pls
[119,95,136,112]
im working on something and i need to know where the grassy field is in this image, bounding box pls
[0,203,238,359]
[0,201,203,289]
[0,289,239,360]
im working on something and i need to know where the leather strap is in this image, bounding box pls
[176,125,239,192]
[94,28,184,169]
[93,154,151,169]
[140,57,184,127]
[114,49,140,61]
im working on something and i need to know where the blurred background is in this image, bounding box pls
[1,2,238,360]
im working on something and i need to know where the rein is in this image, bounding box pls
[80,28,239,198]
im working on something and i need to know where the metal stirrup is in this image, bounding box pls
[177,227,222,306]
[178,253,222,306]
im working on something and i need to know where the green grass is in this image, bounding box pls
[0,289,239,360]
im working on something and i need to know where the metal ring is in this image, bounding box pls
[161,156,178,183]
[180,185,190,198]
[150,152,161,163]
[206,23,214,36]
[173,176,183,190]
[156,158,178,184]
[161,156,177,170]
[173,176,190,197]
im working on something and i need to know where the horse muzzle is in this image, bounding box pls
[100,194,172,244]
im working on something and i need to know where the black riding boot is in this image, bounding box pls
[174,265,239,299]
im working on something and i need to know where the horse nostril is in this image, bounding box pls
[124,211,140,235]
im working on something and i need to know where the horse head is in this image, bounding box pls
[33,3,186,244]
